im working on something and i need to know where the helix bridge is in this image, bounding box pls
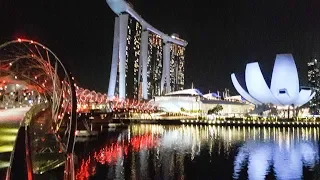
[75,87,156,113]
[0,39,157,180]
[0,78,156,115]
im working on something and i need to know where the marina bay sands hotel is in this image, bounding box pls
[106,0,188,100]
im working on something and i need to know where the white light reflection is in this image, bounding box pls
[90,125,320,180]
[233,132,319,180]
[248,143,272,180]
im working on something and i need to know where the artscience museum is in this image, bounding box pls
[231,54,315,107]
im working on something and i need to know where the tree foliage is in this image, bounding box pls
[269,106,278,116]
[207,105,223,114]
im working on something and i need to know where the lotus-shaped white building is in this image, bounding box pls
[231,54,315,106]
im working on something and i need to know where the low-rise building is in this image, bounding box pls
[150,89,254,117]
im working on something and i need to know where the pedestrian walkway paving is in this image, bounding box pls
[0,126,19,170]
[0,107,28,170]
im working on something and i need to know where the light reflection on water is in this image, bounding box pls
[75,125,320,180]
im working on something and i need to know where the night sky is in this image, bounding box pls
[1,0,320,95]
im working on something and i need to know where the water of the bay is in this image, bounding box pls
[74,124,320,180]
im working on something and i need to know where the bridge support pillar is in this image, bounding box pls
[63,153,75,180]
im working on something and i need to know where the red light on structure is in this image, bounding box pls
[18,38,22,42]
[76,157,96,180]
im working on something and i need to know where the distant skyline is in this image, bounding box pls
[1,0,320,94]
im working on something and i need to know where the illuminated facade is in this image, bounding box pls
[125,17,142,98]
[147,33,163,97]
[106,0,188,100]
[308,58,320,114]
[170,37,185,92]
[231,54,315,106]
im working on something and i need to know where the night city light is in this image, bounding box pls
[1,0,320,179]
